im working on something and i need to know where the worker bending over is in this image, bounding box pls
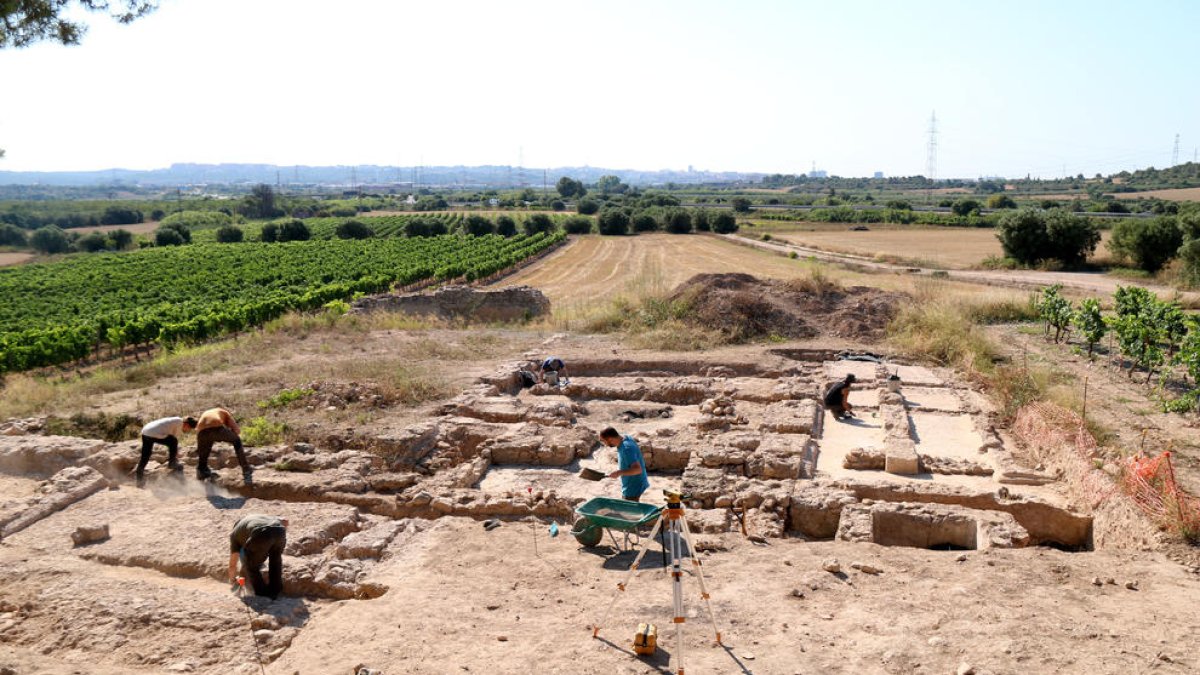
[600,427,650,502]
[229,514,288,600]
[539,356,568,386]
[823,373,856,420]
[135,415,197,486]
[195,407,251,481]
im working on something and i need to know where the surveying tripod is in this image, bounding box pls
[592,489,722,675]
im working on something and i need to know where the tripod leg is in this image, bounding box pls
[593,515,665,638]
[678,516,722,644]
[669,518,686,675]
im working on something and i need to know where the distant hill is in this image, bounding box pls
[1109,162,1200,192]
[0,163,762,188]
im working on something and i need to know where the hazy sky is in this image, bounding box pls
[1,0,1197,178]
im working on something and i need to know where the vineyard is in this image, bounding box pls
[189,212,565,243]
[1036,284,1200,411]
[0,232,564,373]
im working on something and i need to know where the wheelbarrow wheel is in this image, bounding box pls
[572,517,603,547]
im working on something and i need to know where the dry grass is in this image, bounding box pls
[1108,187,1200,202]
[70,221,161,235]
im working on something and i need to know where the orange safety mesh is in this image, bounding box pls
[1121,451,1200,537]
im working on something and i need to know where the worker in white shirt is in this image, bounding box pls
[136,416,198,486]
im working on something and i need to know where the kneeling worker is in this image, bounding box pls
[600,427,650,502]
[195,407,251,480]
[823,373,856,420]
[136,415,198,485]
[229,514,288,599]
[539,356,568,386]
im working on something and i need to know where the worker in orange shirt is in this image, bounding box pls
[194,407,251,481]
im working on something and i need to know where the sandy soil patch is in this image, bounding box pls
[70,221,160,235]
[0,251,33,267]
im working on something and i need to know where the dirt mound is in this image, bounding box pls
[352,284,550,323]
[670,273,905,342]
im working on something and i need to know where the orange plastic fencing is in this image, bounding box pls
[1123,451,1200,538]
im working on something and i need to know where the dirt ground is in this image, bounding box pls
[0,251,34,267]
[69,221,161,235]
[1107,187,1200,202]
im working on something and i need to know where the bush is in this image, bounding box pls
[462,215,494,236]
[630,212,657,233]
[550,200,566,212]
[495,215,518,237]
[107,229,133,250]
[663,209,693,234]
[987,194,1017,209]
[730,197,752,213]
[1108,217,1183,273]
[951,198,982,216]
[996,208,1049,264]
[100,206,143,225]
[335,219,373,240]
[597,209,630,236]
[885,199,912,210]
[692,209,711,232]
[524,213,555,235]
[215,225,245,243]
[150,209,166,221]
[75,231,109,252]
[1044,210,1100,266]
[577,199,600,215]
[260,223,279,242]
[154,227,186,247]
[711,212,738,234]
[330,206,358,218]
[563,216,594,234]
[277,219,311,242]
[1178,214,1200,287]
[160,211,232,230]
[0,223,28,247]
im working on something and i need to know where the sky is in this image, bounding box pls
[1,0,1198,178]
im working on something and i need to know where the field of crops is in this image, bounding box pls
[190,212,561,243]
[0,232,563,373]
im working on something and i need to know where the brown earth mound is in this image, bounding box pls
[670,273,905,342]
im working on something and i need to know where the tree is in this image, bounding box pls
[996,208,1049,264]
[711,212,738,234]
[495,215,518,237]
[215,225,245,243]
[885,199,912,210]
[1108,217,1183,273]
[30,225,69,253]
[595,175,627,195]
[550,200,565,212]
[241,184,283,219]
[1044,210,1100,267]
[0,223,27,246]
[154,227,186,247]
[562,216,593,234]
[555,177,585,198]
[1178,213,1200,288]
[156,222,191,244]
[951,198,982,216]
[692,209,711,232]
[577,199,600,215]
[1072,298,1106,357]
[462,215,494,236]
[663,209,693,234]
[631,212,658,233]
[730,197,752,213]
[100,206,143,225]
[106,228,133,250]
[986,194,1017,209]
[523,213,555,236]
[75,231,109,252]
[0,0,157,48]
[597,209,630,236]
[260,223,279,243]
[277,219,311,242]
[333,220,372,240]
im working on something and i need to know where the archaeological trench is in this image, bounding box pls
[0,347,1165,672]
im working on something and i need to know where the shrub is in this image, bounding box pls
[75,231,109,252]
[107,229,133,250]
[260,223,279,242]
[711,212,738,234]
[692,209,711,232]
[277,219,312,242]
[550,200,566,212]
[996,208,1049,265]
[577,199,600,215]
[241,416,287,446]
[462,215,494,236]
[335,219,373,240]
[1108,217,1184,273]
[951,198,982,216]
[330,206,358,217]
[597,209,630,236]
[663,209,693,234]
[100,206,143,225]
[495,215,518,237]
[631,212,658,233]
[1044,210,1100,267]
[563,216,594,234]
[160,211,232,230]
[885,199,912,210]
[1178,214,1200,287]
[150,209,166,221]
[0,223,28,247]
[730,197,752,213]
[524,213,555,235]
[154,226,187,247]
[215,225,245,243]
[987,194,1017,209]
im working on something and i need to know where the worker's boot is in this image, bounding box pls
[196,468,216,481]
[167,461,184,473]
[135,472,146,488]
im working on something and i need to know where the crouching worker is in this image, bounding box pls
[539,356,568,386]
[136,415,198,486]
[229,514,288,600]
[600,427,650,502]
[823,373,856,420]
[195,407,251,481]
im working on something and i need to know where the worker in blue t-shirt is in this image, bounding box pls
[600,426,650,502]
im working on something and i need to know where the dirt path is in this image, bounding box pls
[725,234,1200,303]
[989,324,1200,497]
[0,251,34,267]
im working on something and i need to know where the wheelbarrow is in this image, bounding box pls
[571,497,662,552]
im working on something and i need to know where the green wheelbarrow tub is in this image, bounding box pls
[571,497,662,547]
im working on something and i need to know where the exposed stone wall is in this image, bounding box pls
[352,285,550,323]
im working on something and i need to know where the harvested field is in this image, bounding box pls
[0,251,33,267]
[69,220,160,235]
[497,233,816,307]
[1108,187,1200,202]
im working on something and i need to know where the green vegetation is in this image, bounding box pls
[258,387,315,409]
[241,416,287,446]
[1108,216,1184,273]
[0,232,564,373]
[996,208,1100,267]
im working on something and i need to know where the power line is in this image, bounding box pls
[925,110,937,202]
[1172,133,1180,166]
